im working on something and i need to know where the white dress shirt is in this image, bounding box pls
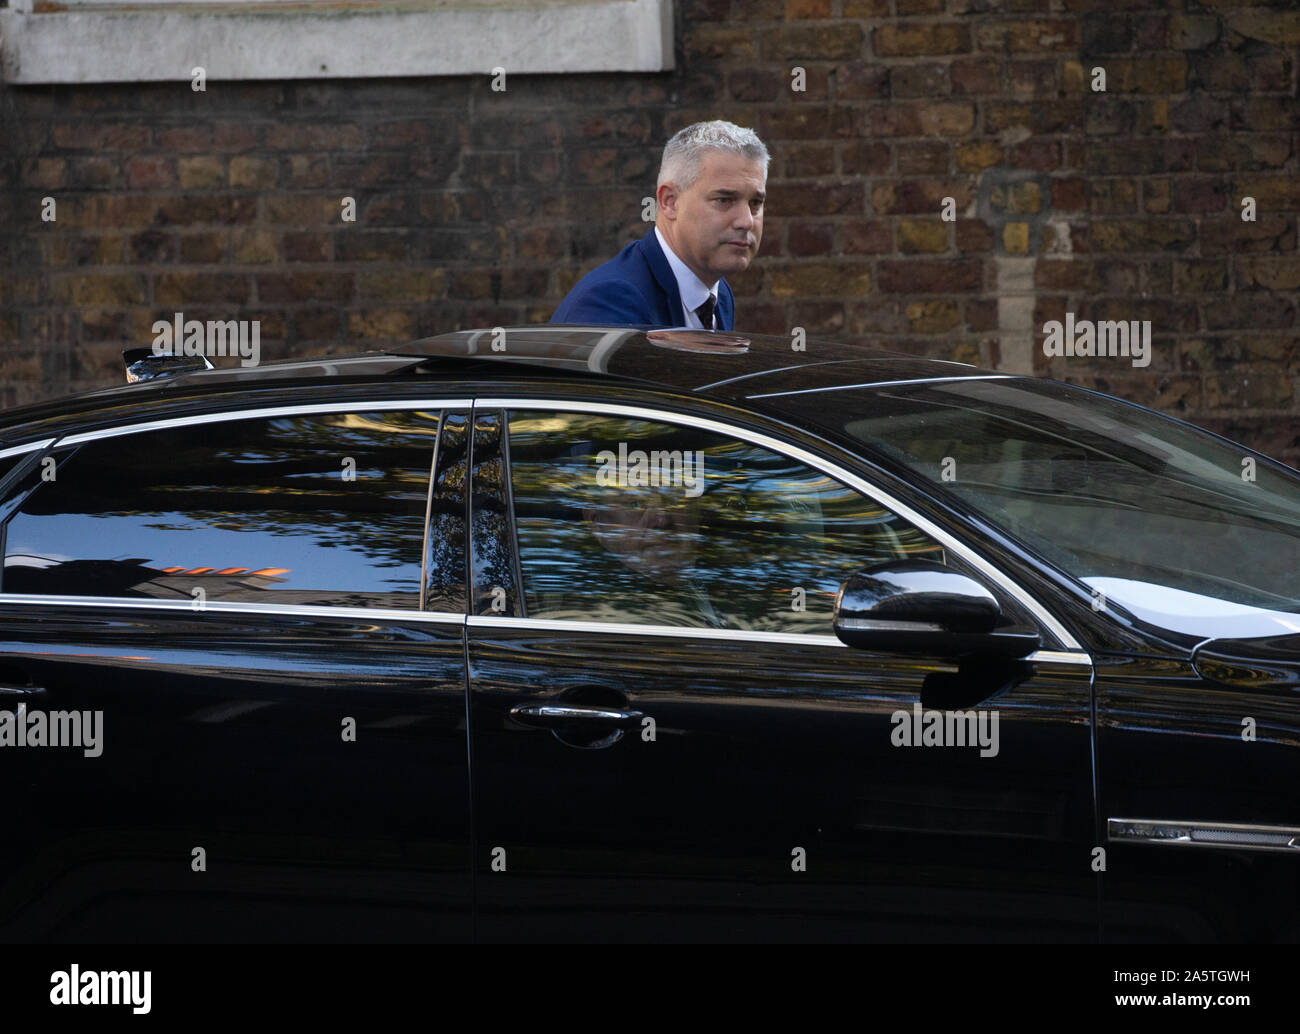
[655,225,720,330]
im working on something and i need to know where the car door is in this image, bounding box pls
[1095,646,1300,943]
[0,401,473,942]
[466,400,1098,942]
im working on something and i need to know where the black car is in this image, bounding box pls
[1,324,1297,943]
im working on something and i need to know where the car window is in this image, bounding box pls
[827,377,1300,637]
[505,410,949,633]
[2,409,448,610]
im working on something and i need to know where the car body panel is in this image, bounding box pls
[0,325,1295,942]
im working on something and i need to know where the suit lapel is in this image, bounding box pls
[716,281,733,331]
[639,229,685,326]
[642,229,738,330]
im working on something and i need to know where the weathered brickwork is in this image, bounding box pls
[0,0,1297,462]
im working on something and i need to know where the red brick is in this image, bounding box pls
[284,232,332,263]
[836,63,890,100]
[771,183,864,217]
[52,123,150,151]
[843,220,891,254]
[878,259,983,292]
[966,299,998,332]
[155,273,250,305]
[898,141,950,174]
[1172,178,1229,214]
[951,57,1001,94]
[788,222,834,256]
[258,273,356,304]
[875,24,970,57]
[763,25,864,61]
[264,124,364,150]
[956,219,994,252]
[872,179,975,215]
[173,232,227,264]
[975,19,1079,52]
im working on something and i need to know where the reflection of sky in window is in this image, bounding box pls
[9,511,420,590]
[2,410,443,601]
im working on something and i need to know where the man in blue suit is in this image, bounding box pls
[551,120,769,331]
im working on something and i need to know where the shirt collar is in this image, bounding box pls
[655,225,718,318]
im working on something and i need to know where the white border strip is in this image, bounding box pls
[478,396,1085,653]
[0,1,674,83]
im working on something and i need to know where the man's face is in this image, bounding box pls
[657,151,765,285]
[584,490,701,585]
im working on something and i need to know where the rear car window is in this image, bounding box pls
[2,410,442,609]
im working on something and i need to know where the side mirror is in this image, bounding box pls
[833,560,1040,659]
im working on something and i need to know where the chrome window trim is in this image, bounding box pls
[0,438,56,460]
[1026,649,1092,667]
[56,399,474,447]
[1108,817,1300,854]
[479,396,1084,653]
[467,613,1090,665]
[0,595,1089,664]
[0,594,466,625]
[746,375,1012,400]
[2,401,474,618]
[470,614,847,647]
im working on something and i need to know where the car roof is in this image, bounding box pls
[0,325,999,443]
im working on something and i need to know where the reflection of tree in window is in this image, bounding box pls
[507,412,944,633]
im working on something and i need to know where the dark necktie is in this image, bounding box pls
[695,294,715,330]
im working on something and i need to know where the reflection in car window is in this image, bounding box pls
[3,410,442,609]
[828,378,1300,635]
[506,411,945,633]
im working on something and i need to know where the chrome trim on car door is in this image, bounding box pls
[476,396,1086,653]
[0,594,467,624]
[746,374,1013,400]
[1108,818,1300,853]
[467,613,1092,666]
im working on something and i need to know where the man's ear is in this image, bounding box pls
[656,181,679,220]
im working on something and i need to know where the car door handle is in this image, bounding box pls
[509,703,643,727]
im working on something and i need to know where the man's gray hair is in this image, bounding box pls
[657,120,770,193]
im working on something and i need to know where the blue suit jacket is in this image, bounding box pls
[550,229,735,330]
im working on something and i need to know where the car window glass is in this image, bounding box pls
[505,410,950,633]
[3,410,444,609]
[834,378,1300,635]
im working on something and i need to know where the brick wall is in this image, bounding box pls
[1,0,1297,464]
